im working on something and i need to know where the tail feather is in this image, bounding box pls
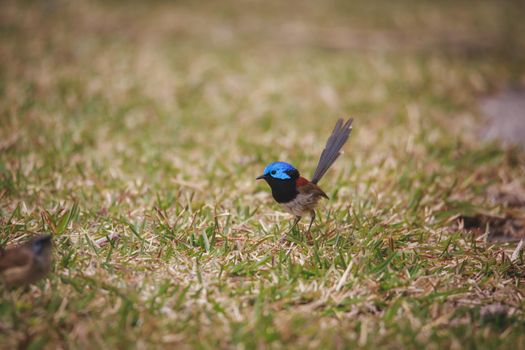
[311,118,353,184]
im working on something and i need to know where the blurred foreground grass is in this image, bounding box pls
[1,0,525,348]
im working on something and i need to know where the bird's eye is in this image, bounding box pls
[271,170,277,175]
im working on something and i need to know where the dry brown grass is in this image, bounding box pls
[1,0,525,348]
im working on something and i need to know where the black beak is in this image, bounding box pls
[256,175,265,180]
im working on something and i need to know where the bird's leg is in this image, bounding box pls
[305,211,316,243]
[291,216,302,231]
[281,216,301,243]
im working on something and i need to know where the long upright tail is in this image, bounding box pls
[311,118,353,184]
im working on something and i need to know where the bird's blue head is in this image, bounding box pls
[256,161,298,181]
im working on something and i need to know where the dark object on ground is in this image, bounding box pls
[0,235,53,287]
[456,213,525,242]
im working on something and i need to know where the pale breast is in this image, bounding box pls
[280,192,322,216]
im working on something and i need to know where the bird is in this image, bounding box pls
[256,118,353,242]
[0,235,53,287]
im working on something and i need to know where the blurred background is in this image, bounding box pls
[2,0,525,242]
[2,0,525,144]
[2,0,525,205]
[1,1,525,348]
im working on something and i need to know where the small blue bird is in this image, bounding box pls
[257,118,353,241]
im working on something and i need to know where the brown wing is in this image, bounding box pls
[0,247,33,272]
[297,182,329,199]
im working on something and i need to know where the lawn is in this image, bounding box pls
[1,0,525,348]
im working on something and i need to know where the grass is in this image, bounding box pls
[1,0,525,348]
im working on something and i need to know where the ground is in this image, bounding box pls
[1,0,525,348]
